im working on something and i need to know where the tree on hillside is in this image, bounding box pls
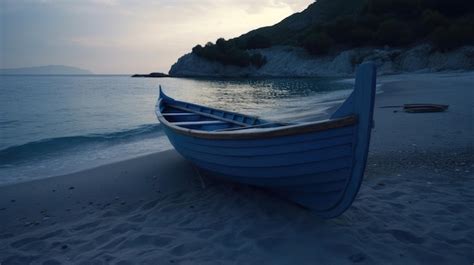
[375,19,414,46]
[245,34,272,49]
[301,31,334,55]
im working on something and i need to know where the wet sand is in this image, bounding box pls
[1,72,473,265]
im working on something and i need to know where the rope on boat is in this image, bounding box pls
[192,165,207,189]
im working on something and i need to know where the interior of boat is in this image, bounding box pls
[159,99,287,132]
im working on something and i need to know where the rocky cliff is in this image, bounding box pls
[169,45,474,77]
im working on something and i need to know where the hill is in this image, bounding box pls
[238,0,366,46]
[0,65,93,75]
[170,0,474,76]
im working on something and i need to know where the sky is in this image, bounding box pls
[0,0,313,74]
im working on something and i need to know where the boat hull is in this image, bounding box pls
[163,124,356,216]
[156,63,376,218]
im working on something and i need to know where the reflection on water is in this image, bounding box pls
[0,75,353,184]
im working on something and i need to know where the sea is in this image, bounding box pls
[0,75,354,186]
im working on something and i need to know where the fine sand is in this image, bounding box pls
[1,72,473,265]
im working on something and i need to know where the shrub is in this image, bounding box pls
[431,23,474,51]
[357,14,382,31]
[301,31,335,55]
[368,0,422,18]
[224,48,251,67]
[421,0,474,16]
[215,38,227,49]
[250,53,267,68]
[192,45,203,55]
[245,34,272,49]
[350,27,374,46]
[325,17,355,44]
[421,10,449,35]
[375,19,414,46]
[455,15,474,40]
[191,38,267,68]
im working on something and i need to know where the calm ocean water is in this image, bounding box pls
[0,75,353,185]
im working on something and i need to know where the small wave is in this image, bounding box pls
[0,124,164,165]
[0,120,19,127]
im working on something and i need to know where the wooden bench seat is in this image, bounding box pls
[171,120,228,126]
[162,113,196,116]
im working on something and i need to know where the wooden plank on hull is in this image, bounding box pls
[173,142,353,168]
[183,155,353,178]
[168,126,355,148]
[173,135,354,157]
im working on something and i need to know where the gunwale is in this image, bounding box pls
[156,98,358,140]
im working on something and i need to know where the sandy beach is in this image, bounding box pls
[1,72,473,265]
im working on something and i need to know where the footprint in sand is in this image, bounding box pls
[349,253,367,263]
[73,220,101,231]
[127,213,148,223]
[169,242,203,256]
[117,234,174,250]
[0,233,14,239]
[42,259,62,265]
[387,229,425,244]
[141,199,159,211]
[11,237,39,248]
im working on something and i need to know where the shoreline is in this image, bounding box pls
[0,148,172,188]
[3,70,472,189]
[1,71,473,264]
[0,150,197,228]
[2,70,471,188]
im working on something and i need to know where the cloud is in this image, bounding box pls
[1,0,314,73]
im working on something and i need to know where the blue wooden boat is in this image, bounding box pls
[155,63,376,218]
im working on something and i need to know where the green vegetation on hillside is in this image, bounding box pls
[192,37,268,68]
[192,0,474,66]
[300,0,474,54]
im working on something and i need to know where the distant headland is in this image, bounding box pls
[131,72,169,78]
[0,65,93,75]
